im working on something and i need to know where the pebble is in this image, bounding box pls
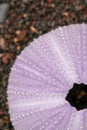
[13,37,18,43]
[0,37,8,50]
[0,3,10,23]
[22,0,28,3]
[0,53,3,58]
[63,12,69,17]
[23,13,28,18]
[2,52,14,65]
[30,26,38,33]
[16,46,21,51]
[0,119,4,128]
[4,116,9,124]
[0,109,4,115]
[47,0,53,3]
[15,30,21,35]
[17,29,27,41]
[8,28,13,34]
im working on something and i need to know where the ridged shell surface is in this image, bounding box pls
[7,23,87,130]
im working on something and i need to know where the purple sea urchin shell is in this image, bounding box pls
[7,23,87,130]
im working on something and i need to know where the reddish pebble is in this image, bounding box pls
[8,28,13,34]
[0,109,4,115]
[17,29,27,41]
[2,52,14,64]
[79,5,83,10]
[11,13,18,18]
[3,116,9,124]
[47,0,53,3]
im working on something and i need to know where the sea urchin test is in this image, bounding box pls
[7,23,87,130]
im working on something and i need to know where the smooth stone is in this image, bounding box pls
[0,3,10,23]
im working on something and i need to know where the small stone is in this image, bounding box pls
[47,0,53,3]
[79,5,83,10]
[0,37,8,50]
[6,19,10,25]
[30,26,38,33]
[63,12,69,17]
[22,0,28,3]
[8,28,13,34]
[0,119,4,128]
[16,30,21,35]
[2,56,9,64]
[23,13,28,18]
[13,37,18,43]
[4,116,9,124]
[17,29,27,41]
[5,101,8,107]
[2,52,14,64]
[0,3,10,23]
[16,46,21,51]
[0,53,3,58]
[75,5,83,11]
[0,109,4,115]
[51,4,55,8]
[11,13,18,18]
[0,24,3,29]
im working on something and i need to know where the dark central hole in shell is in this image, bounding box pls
[65,83,87,111]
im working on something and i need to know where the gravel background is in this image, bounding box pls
[0,0,87,130]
